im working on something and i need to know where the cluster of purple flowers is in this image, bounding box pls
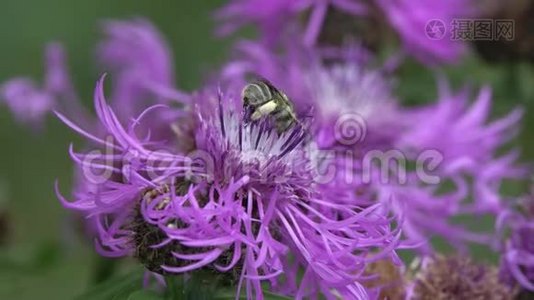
[1,1,531,299]
[216,0,475,64]
[220,40,524,254]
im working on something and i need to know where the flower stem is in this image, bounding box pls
[165,275,184,300]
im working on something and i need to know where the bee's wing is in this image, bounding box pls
[242,82,272,105]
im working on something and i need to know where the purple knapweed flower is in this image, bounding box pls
[216,0,476,64]
[56,76,402,299]
[221,40,526,253]
[221,41,401,151]
[0,19,190,246]
[375,0,476,64]
[215,0,368,46]
[399,81,524,214]
[0,43,80,128]
[98,18,187,121]
[220,42,408,226]
[498,193,534,292]
[392,80,525,251]
[1,18,186,133]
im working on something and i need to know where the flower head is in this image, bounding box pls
[399,82,525,214]
[498,192,534,292]
[216,0,476,64]
[0,43,76,127]
[223,40,527,253]
[388,80,526,252]
[410,256,515,299]
[222,41,400,150]
[1,78,55,127]
[98,18,185,120]
[215,0,368,46]
[56,75,402,299]
[375,0,476,64]
[1,19,185,132]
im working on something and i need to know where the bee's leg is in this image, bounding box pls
[251,100,277,120]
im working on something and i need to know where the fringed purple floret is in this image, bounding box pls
[215,0,476,64]
[0,43,81,127]
[498,196,534,292]
[215,0,367,46]
[375,0,476,64]
[1,19,187,133]
[55,75,189,247]
[215,0,303,45]
[1,78,55,127]
[394,81,525,251]
[400,83,525,212]
[98,18,188,120]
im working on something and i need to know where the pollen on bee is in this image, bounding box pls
[251,100,277,120]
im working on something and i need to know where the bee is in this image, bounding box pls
[242,80,298,134]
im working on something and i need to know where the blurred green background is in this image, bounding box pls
[0,1,532,299]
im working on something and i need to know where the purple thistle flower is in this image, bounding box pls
[215,0,476,64]
[2,9,523,298]
[221,41,401,150]
[497,193,534,292]
[375,0,476,64]
[55,75,402,299]
[392,81,525,252]
[399,81,525,214]
[97,18,187,120]
[297,56,400,151]
[215,0,368,46]
[0,18,189,259]
[1,78,55,127]
[1,18,186,132]
[221,40,527,253]
[0,43,79,127]
[215,0,304,45]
